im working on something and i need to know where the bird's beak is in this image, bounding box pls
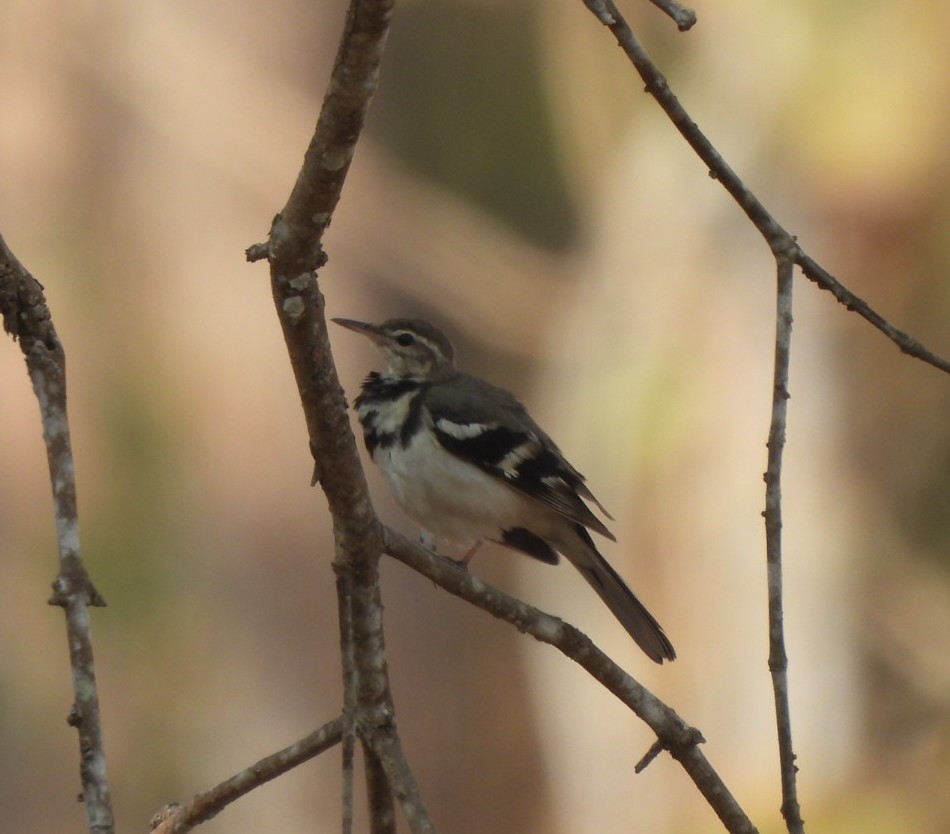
[332,318,383,343]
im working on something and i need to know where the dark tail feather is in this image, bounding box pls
[566,526,676,664]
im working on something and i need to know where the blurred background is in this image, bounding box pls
[1,0,949,831]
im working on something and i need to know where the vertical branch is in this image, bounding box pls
[341,725,356,834]
[337,567,358,834]
[362,743,397,834]
[362,727,437,834]
[0,233,115,834]
[350,572,427,832]
[764,251,805,834]
[246,0,435,830]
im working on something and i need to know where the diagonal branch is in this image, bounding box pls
[149,717,346,834]
[583,0,949,376]
[0,232,115,834]
[383,527,760,834]
[796,253,949,372]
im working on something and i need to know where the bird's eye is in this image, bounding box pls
[395,333,415,347]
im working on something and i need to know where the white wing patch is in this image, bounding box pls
[498,438,542,478]
[434,418,493,439]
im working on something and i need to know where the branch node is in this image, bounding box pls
[48,568,107,608]
[48,583,68,608]
[310,441,323,486]
[582,0,615,26]
[359,703,397,735]
[266,212,329,274]
[149,803,183,831]
[245,241,271,263]
[768,230,800,263]
[634,723,704,773]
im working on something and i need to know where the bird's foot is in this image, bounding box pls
[419,533,482,572]
[450,541,483,572]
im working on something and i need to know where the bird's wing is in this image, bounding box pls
[425,375,615,541]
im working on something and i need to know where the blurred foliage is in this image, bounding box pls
[373,1,577,248]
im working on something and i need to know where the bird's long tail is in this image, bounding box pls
[560,525,676,664]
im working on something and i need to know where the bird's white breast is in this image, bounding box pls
[373,414,536,546]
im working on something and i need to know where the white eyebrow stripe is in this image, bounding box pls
[406,333,448,361]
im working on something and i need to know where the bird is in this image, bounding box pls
[333,316,676,663]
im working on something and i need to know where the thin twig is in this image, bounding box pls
[764,253,805,834]
[634,739,666,773]
[0,232,115,834]
[582,0,949,377]
[796,253,950,373]
[149,717,346,834]
[646,0,697,31]
[383,528,759,834]
[585,0,696,31]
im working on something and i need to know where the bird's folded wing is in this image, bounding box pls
[426,380,615,541]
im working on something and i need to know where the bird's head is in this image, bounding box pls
[333,317,456,381]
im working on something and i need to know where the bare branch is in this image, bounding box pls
[796,252,950,373]
[149,717,346,834]
[0,232,115,834]
[361,720,437,834]
[582,0,949,376]
[587,0,698,31]
[645,0,697,31]
[764,253,805,834]
[253,0,395,277]
[247,0,437,831]
[337,566,358,834]
[363,742,398,834]
[249,0,394,548]
[382,528,760,834]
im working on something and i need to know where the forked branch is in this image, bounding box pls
[582,0,950,376]
[383,529,760,834]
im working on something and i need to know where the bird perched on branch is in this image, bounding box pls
[333,317,675,664]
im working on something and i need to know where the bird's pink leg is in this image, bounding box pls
[459,541,483,567]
